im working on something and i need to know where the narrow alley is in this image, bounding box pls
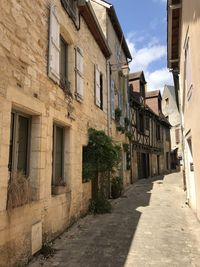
[29,172,200,267]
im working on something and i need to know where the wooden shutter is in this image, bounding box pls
[110,80,115,119]
[95,65,101,107]
[48,5,60,83]
[76,47,84,100]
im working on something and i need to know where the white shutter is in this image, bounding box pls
[95,65,101,107]
[48,5,60,83]
[111,80,115,119]
[76,47,84,100]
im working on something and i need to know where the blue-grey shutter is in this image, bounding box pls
[110,80,115,119]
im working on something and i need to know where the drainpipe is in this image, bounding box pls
[107,60,111,136]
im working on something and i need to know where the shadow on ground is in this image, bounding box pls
[29,175,165,267]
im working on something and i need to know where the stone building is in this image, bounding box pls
[91,0,133,187]
[167,0,200,219]
[129,72,171,181]
[0,0,112,266]
[162,85,182,170]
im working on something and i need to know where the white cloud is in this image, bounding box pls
[146,68,173,92]
[126,37,166,73]
[126,34,173,92]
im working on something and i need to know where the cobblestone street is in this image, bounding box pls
[29,172,200,267]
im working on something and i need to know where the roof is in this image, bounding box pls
[167,0,182,70]
[91,0,132,60]
[79,1,111,58]
[129,71,143,80]
[146,90,160,98]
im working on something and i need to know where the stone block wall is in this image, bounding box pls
[0,0,109,266]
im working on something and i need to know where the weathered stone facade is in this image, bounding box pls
[0,0,111,266]
[91,0,132,187]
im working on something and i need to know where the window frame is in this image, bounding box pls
[59,35,69,91]
[9,111,31,177]
[52,123,65,187]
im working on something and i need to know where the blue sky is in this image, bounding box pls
[109,0,173,91]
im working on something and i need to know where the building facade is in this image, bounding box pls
[91,0,133,187]
[129,72,171,181]
[0,0,112,266]
[167,0,200,219]
[162,84,183,170]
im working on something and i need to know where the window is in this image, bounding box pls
[138,112,144,133]
[175,128,180,144]
[165,98,169,105]
[8,111,31,176]
[52,124,65,186]
[60,36,70,92]
[145,116,150,130]
[156,124,161,140]
[100,73,103,110]
[94,65,103,109]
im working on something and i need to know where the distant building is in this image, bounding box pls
[91,0,132,187]
[129,72,171,181]
[162,85,183,170]
[167,0,200,219]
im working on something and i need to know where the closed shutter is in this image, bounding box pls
[48,5,60,83]
[94,64,101,107]
[110,80,115,119]
[76,47,84,100]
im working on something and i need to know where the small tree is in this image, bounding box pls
[83,128,121,212]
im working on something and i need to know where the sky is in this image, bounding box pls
[109,0,173,92]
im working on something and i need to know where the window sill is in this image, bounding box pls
[52,185,70,196]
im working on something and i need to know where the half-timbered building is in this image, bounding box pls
[129,72,171,181]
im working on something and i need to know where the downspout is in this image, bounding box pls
[107,60,111,136]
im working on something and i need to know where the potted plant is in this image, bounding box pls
[111,176,123,199]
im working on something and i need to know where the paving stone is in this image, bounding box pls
[28,172,200,267]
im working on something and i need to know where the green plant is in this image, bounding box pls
[89,193,112,214]
[115,108,122,122]
[111,176,123,199]
[124,117,130,128]
[116,125,125,133]
[125,131,133,140]
[83,128,121,197]
[123,143,129,152]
